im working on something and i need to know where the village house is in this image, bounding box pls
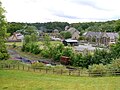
[52,29,60,38]
[65,26,80,40]
[8,32,24,42]
[83,31,119,46]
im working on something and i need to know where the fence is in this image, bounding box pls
[0,64,120,77]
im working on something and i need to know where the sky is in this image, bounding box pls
[1,0,120,23]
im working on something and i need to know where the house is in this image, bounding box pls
[65,26,80,39]
[62,39,79,46]
[84,31,119,46]
[52,29,60,38]
[8,32,24,42]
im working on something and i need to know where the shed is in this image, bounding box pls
[62,39,79,46]
[60,56,70,65]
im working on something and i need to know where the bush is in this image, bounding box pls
[108,59,120,72]
[0,60,22,69]
[88,64,107,76]
[21,43,41,54]
[31,62,44,69]
[30,43,41,54]
[0,52,9,60]
[12,43,17,48]
[41,49,50,58]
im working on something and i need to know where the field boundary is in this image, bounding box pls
[0,64,120,77]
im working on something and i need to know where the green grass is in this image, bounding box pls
[0,70,120,90]
[6,41,62,47]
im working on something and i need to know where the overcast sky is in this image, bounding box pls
[1,0,120,23]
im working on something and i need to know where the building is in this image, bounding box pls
[62,39,79,46]
[52,29,60,38]
[65,27,80,40]
[84,31,119,46]
[8,32,24,42]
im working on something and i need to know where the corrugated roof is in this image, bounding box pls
[65,39,78,43]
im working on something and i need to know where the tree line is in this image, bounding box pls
[7,19,120,35]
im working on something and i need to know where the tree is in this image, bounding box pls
[60,31,72,39]
[7,22,25,35]
[92,49,112,65]
[24,26,38,35]
[43,34,51,48]
[0,1,9,60]
[115,20,120,32]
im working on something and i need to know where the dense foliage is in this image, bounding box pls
[7,19,120,35]
[0,1,9,60]
[21,34,41,54]
[60,31,72,39]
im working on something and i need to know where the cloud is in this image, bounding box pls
[1,0,120,23]
[67,0,110,11]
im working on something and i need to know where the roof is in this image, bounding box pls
[15,33,24,40]
[106,33,119,39]
[85,31,102,38]
[75,45,102,52]
[64,39,78,43]
[8,32,24,41]
[54,29,59,32]
[67,27,80,35]
[84,31,119,39]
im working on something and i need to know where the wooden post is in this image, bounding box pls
[33,68,35,72]
[18,65,19,70]
[78,70,80,76]
[28,66,30,71]
[8,64,10,69]
[89,71,91,77]
[7,64,10,69]
[39,68,41,72]
[61,69,63,75]
[13,65,15,69]
[23,65,24,70]
[1,65,3,69]
[53,68,54,74]
[46,68,48,73]
[69,70,71,75]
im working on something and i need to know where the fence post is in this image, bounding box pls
[8,64,10,69]
[13,65,15,69]
[88,71,91,77]
[69,70,71,75]
[23,65,24,70]
[7,64,10,69]
[39,68,41,72]
[46,68,48,74]
[53,68,54,74]
[18,65,19,70]
[28,66,30,71]
[61,69,63,75]
[1,64,3,69]
[33,68,35,72]
[78,69,80,76]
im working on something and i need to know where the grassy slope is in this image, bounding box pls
[0,70,120,90]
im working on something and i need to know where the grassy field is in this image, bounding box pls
[0,70,120,90]
[6,41,62,47]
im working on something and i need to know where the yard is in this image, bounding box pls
[0,70,120,90]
